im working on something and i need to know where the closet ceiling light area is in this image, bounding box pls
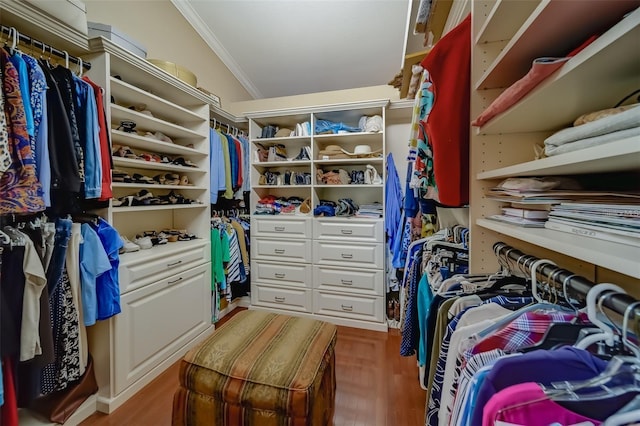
[173,0,411,98]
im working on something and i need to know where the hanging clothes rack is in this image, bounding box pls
[210,118,245,137]
[494,242,638,317]
[0,24,91,70]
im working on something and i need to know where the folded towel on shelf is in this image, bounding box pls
[544,104,640,149]
[545,126,640,156]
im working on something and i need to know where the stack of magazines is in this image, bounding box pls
[356,202,383,218]
[488,204,550,228]
[545,203,640,247]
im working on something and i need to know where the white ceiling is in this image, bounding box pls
[172,0,412,99]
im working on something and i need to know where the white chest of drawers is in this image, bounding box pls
[250,216,386,330]
[251,217,313,312]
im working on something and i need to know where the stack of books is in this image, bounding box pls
[545,203,640,247]
[488,203,550,228]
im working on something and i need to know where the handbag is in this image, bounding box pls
[29,354,99,424]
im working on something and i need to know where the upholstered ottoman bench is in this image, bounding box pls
[172,310,337,426]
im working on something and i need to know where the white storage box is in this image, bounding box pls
[88,22,147,58]
[25,0,88,35]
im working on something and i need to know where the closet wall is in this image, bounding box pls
[83,0,252,106]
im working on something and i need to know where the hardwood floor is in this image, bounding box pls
[80,309,425,426]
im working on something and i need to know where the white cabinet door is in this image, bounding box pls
[113,263,211,394]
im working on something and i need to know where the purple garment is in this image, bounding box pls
[470,346,607,426]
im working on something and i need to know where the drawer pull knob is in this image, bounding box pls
[340,229,352,235]
[341,304,353,311]
[274,249,285,254]
[168,277,183,285]
[341,279,353,285]
[275,296,286,303]
[167,260,182,267]
[274,226,285,232]
[275,273,286,278]
[341,253,353,259]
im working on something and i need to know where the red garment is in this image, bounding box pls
[420,15,471,207]
[233,137,243,190]
[82,76,113,200]
[1,358,18,426]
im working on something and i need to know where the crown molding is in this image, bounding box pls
[170,0,263,99]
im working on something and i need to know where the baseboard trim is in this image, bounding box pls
[249,305,389,332]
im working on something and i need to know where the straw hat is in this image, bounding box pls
[318,144,349,159]
[340,145,382,158]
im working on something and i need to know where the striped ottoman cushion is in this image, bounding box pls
[172,310,337,426]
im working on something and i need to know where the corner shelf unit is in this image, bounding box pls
[246,101,389,331]
[470,1,640,281]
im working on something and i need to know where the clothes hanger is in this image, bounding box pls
[520,268,597,352]
[621,301,640,358]
[0,228,11,245]
[603,394,640,426]
[575,283,626,350]
[543,355,640,402]
[493,358,639,419]
[529,258,556,304]
[3,226,26,246]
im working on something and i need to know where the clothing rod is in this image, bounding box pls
[210,118,245,135]
[493,242,638,317]
[0,25,91,70]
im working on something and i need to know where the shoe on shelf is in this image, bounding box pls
[365,165,382,185]
[133,235,153,250]
[393,299,400,322]
[119,236,141,253]
[293,146,311,161]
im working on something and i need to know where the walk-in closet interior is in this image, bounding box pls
[1,0,639,425]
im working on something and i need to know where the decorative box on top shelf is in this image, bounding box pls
[88,22,147,58]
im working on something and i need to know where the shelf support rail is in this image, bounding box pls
[493,242,639,318]
[0,25,91,70]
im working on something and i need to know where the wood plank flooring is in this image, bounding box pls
[80,309,425,426]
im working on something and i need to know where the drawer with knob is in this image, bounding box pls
[313,265,383,296]
[252,217,311,238]
[313,291,383,322]
[313,218,383,242]
[251,284,312,313]
[313,241,382,269]
[253,237,312,263]
[252,261,312,288]
[118,240,210,294]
